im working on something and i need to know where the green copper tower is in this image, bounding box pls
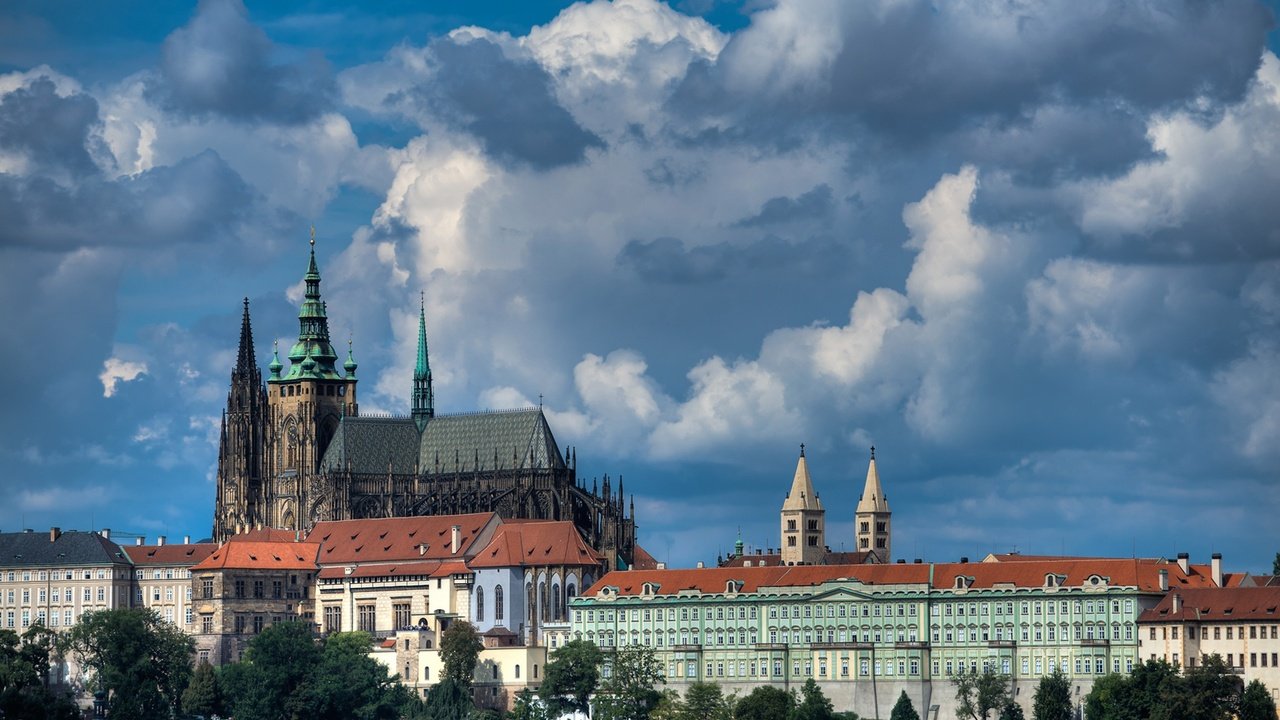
[278,227,342,381]
[412,292,434,431]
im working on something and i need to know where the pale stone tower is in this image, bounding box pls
[264,229,359,532]
[781,444,825,566]
[855,447,891,562]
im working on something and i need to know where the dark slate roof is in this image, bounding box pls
[0,530,131,568]
[418,409,566,473]
[320,416,420,475]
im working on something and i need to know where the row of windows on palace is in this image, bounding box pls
[578,597,1138,625]
[197,578,308,601]
[608,653,1137,683]
[1151,624,1280,641]
[1,569,124,582]
[579,621,1135,648]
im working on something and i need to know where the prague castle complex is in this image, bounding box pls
[213,234,637,570]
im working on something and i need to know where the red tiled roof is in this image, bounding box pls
[317,561,446,580]
[306,513,498,566]
[584,558,1217,597]
[468,521,601,568]
[123,543,217,566]
[718,550,875,568]
[191,541,319,571]
[632,545,659,571]
[1139,587,1280,623]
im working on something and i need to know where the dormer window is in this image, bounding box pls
[642,582,658,596]
[1045,574,1065,588]
[954,576,971,589]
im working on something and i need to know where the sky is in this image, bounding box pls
[1,0,1278,572]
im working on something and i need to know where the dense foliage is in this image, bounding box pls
[1084,656,1242,720]
[540,638,603,715]
[1031,669,1071,720]
[65,608,195,720]
[953,669,1013,720]
[0,626,79,720]
[889,691,919,720]
[733,685,795,720]
[594,645,666,720]
[441,621,484,687]
[1239,679,1279,720]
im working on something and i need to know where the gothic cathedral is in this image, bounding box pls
[214,233,637,569]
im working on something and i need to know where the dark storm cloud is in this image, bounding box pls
[0,150,260,252]
[0,77,103,176]
[673,1,1272,142]
[617,234,851,285]
[734,184,834,227]
[420,36,604,170]
[151,0,335,124]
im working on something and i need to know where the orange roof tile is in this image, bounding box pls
[631,545,659,571]
[123,543,217,566]
[306,513,498,566]
[191,541,319,571]
[583,558,1216,597]
[1140,586,1280,623]
[469,521,602,568]
[228,528,303,543]
[317,561,446,580]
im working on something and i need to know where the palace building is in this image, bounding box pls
[213,232,637,570]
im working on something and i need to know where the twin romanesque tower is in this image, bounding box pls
[778,445,892,565]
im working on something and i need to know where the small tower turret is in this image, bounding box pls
[855,446,891,562]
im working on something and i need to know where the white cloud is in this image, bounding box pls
[99,356,148,398]
[18,484,111,511]
[1212,340,1280,462]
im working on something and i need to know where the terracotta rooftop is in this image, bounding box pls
[191,541,319,571]
[1139,587,1280,623]
[318,560,451,580]
[469,521,601,568]
[719,550,876,568]
[583,557,1217,597]
[227,528,303,543]
[124,543,218,566]
[307,513,499,565]
[631,545,659,571]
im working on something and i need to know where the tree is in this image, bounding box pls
[421,677,474,720]
[441,621,484,687]
[890,691,919,720]
[541,639,603,716]
[683,682,733,720]
[1083,673,1131,720]
[1153,654,1240,720]
[182,660,224,718]
[509,689,550,720]
[221,620,322,720]
[65,608,195,720]
[734,686,795,720]
[998,700,1025,720]
[1032,669,1071,720]
[310,631,412,720]
[0,627,78,720]
[953,670,1013,720]
[595,645,666,720]
[791,679,835,720]
[1239,679,1278,720]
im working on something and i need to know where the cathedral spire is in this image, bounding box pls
[277,227,340,382]
[236,297,257,373]
[412,292,435,431]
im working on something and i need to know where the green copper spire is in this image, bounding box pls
[274,227,341,382]
[734,528,744,557]
[411,292,434,431]
[344,337,358,378]
[268,340,282,380]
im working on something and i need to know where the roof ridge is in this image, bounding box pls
[431,407,541,419]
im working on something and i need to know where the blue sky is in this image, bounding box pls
[1,0,1278,572]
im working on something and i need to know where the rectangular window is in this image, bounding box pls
[325,605,342,633]
[253,615,264,634]
[358,605,376,633]
[234,580,245,599]
[252,580,264,599]
[234,615,246,634]
[273,580,282,599]
[394,603,411,629]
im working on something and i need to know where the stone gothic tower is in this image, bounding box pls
[855,447,891,562]
[213,299,269,541]
[780,445,825,566]
[263,231,359,532]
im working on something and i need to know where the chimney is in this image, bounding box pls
[1158,568,1169,592]
[100,528,110,539]
[960,556,969,564]
[696,561,704,568]
[451,525,461,555]
[1176,552,1189,574]
[1172,593,1182,614]
[135,537,144,546]
[1211,553,1223,587]
[49,527,61,543]
[914,558,923,564]
[183,535,191,545]
[157,536,166,546]
[744,561,752,567]
[656,562,666,570]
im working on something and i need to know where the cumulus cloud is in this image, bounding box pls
[152,0,335,123]
[99,357,147,398]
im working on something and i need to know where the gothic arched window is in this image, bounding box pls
[476,586,485,622]
[495,585,504,622]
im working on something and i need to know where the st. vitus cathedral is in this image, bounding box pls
[213,233,637,569]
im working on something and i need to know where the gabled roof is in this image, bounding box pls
[1139,587,1280,623]
[418,409,566,473]
[782,452,822,512]
[0,531,130,568]
[469,521,601,568]
[191,541,319,571]
[631,545,660,571]
[124,543,217,566]
[306,513,499,565]
[582,557,1217,598]
[319,416,420,475]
